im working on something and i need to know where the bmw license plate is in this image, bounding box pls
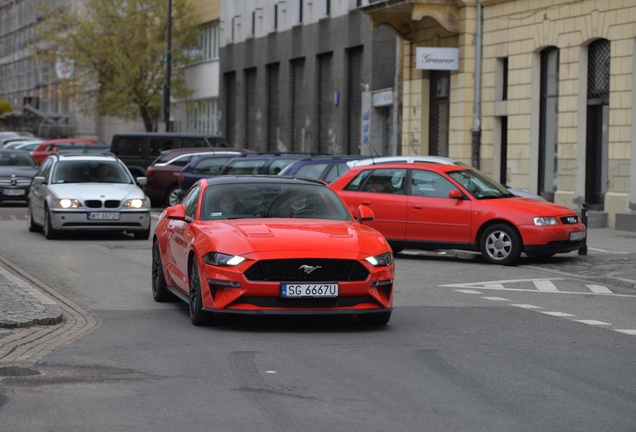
[2,189,25,196]
[570,231,585,241]
[281,283,338,298]
[88,212,120,220]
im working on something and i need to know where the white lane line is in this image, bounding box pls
[442,278,563,288]
[614,330,636,335]
[576,320,611,326]
[481,297,510,301]
[586,285,613,294]
[533,280,559,292]
[512,304,542,309]
[455,289,483,294]
[540,311,575,317]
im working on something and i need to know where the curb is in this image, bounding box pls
[0,264,64,329]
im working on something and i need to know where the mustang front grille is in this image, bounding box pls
[244,259,369,282]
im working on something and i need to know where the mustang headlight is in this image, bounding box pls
[533,216,558,226]
[54,199,82,209]
[365,252,393,266]
[123,198,148,209]
[202,252,245,266]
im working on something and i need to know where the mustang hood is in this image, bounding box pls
[48,183,145,201]
[199,219,387,256]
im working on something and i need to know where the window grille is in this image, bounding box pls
[429,70,450,157]
[317,53,334,154]
[290,58,305,151]
[587,39,610,104]
[267,63,280,151]
[346,46,363,155]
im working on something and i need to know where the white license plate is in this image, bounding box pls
[281,283,338,298]
[570,231,585,241]
[88,212,120,220]
[2,189,25,196]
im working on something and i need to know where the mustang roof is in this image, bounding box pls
[204,175,327,187]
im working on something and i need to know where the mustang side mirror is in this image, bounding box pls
[356,205,375,222]
[448,189,463,199]
[166,204,193,222]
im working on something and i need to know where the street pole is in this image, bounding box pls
[163,0,173,132]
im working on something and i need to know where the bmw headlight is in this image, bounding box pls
[533,217,558,226]
[54,199,82,209]
[202,252,245,266]
[365,252,393,266]
[123,198,148,209]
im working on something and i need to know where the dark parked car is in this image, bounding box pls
[0,149,39,203]
[176,153,250,200]
[277,155,364,183]
[145,148,244,207]
[110,133,227,178]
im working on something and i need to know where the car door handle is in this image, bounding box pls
[412,205,423,209]
[361,201,371,205]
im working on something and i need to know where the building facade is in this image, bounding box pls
[219,0,399,155]
[362,0,636,231]
[171,0,222,137]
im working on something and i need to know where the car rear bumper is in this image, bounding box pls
[50,210,150,230]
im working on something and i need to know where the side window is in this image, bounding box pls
[182,185,200,218]
[179,138,206,148]
[169,155,194,167]
[296,163,328,179]
[149,138,176,156]
[38,158,54,181]
[192,157,231,175]
[324,162,349,183]
[269,159,296,175]
[362,168,406,194]
[343,170,371,191]
[112,137,144,157]
[410,170,456,198]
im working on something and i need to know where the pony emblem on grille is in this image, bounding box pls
[299,265,322,274]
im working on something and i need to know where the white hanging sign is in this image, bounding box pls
[415,47,459,70]
[55,58,75,79]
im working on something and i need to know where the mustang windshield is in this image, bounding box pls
[200,183,353,221]
[51,161,132,184]
[448,168,514,199]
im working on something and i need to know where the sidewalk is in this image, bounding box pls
[0,228,635,330]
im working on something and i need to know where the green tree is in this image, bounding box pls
[0,99,12,115]
[37,0,199,131]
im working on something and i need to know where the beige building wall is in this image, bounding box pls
[481,0,635,227]
[189,0,220,22]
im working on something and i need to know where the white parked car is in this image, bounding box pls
[347,155,546,201]
[27,153,151,239]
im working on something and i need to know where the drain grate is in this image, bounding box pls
[0,366,41,377]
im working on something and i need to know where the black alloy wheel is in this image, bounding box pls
[152,241,174,302]
[359,311,392,326]
[188,259,211,326]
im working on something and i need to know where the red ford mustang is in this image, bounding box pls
[330,162,586,266]
[152,176,395,326]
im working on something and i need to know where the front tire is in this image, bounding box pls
[152,241,175,302]
[27,205,42,232]
[359,311,392,326]
[480,223,522,266]
[189,259,212,326]
[43,205,59,240]
[134,225,151,240]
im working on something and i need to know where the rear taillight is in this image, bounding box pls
[179,174,184,184]
[146,168,153,176]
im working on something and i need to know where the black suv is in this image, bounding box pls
[110,133,227,177]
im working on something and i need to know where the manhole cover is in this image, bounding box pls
[0,366,41,377]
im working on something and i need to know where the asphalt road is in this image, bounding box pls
[1,205,635,431]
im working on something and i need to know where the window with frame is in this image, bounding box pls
[410,170,456,199]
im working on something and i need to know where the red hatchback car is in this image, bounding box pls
[31,138,103,164]
[152,176,395,326]
[330,163,586,266]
